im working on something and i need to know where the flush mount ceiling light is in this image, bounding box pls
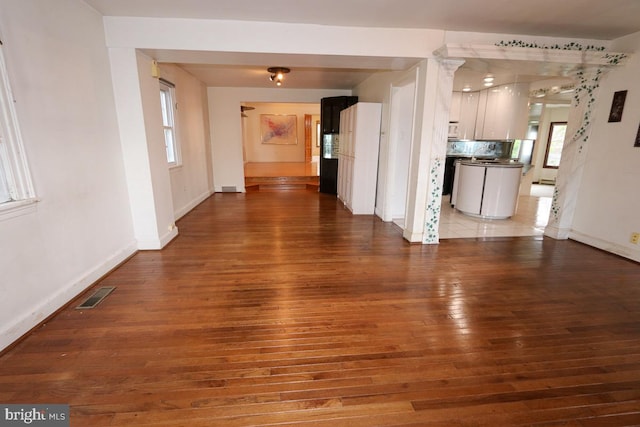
[267,67,290,86]
[462,86,472,92]
[483,74,494,83]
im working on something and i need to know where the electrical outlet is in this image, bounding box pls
[631,232,640,245]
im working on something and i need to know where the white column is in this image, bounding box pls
[420,59,464,244]
[544,68,605,240]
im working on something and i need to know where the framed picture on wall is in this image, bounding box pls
[260,114,297,145]
[634,122,640,147]
[608,90,627,123]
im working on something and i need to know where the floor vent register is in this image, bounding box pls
[75,286,116,309]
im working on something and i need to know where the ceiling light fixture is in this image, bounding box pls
[483,74,494,83]
[462,86,472,92]
[267,67,290,87]
[484,82,493,87]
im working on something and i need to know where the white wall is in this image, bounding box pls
[569,31,640,262]
[159,64,213,219]
[109,49,178,249]
[208,87,350,192]
[0,0,136,351]
[242,102,320,163]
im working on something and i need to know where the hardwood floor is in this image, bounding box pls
[2,190,640,426]
[244,162,320,191]
[244,161,319,177]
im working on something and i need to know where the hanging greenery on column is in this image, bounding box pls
[496,40,627,224]
[424,158,442,244]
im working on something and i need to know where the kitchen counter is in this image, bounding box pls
[452,160,523,219]
[459,158,523,167]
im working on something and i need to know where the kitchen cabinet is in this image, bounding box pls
[449,91,479,140]
[319,96,358,194]
[337,102,382,214]
[474,83,529,140]
[321,96,358,135]
[449,91,462,123]
[454,160,523,219]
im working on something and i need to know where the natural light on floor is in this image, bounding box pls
[439,184,553,239]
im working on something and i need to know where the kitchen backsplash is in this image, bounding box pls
[446,139,513,158]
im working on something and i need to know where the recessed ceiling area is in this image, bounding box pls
[92,1,640,94]
[141,49,422,89]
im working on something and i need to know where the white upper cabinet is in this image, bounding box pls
[458,92,479,140]
[474,83,530,140]
[449,91,479,140]
[454,83,530,142]
[449,91,462,123]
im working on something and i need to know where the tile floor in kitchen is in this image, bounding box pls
[438,184,554,239]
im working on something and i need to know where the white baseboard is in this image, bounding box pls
[174,189,213,220]
[0,241,138,352]
[136,225,179,250]
[569,230,640,263]
[544,224,571,240]
[403,228,423,243]
[159,226,179,248]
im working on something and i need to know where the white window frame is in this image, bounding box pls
[159,79,180,167]
[0,40,37,219]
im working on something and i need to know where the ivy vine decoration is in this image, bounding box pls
[424,158,443,243]
[496,40,627,150]
[551,187,561,222]
[497,40,627,226]
[570,68,602,146]
[495,40,606,51]
[569,53,626,146]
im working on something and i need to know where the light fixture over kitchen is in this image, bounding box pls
[483,74,494,87]
[268,67,290,87]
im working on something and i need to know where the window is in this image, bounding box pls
[543,122,568,169]
[0,40,36,214]
[159,79,180,166]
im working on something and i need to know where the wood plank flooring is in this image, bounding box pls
[1,190,640,426]
[244,161,319,177]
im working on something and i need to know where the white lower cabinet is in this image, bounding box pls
[455,161,523,219]
[337,103,382,214]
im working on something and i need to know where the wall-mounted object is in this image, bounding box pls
[608,90,627,122]
[260,114,297,145]
[634,122,640,147]
[151,60,160,78]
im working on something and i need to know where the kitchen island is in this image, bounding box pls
[452,159,523,219]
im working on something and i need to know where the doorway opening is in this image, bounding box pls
[241,102,320,191]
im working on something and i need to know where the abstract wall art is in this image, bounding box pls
[260,114,297,145]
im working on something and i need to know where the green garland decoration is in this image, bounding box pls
[495,40,607,51]
[496,40,627,224]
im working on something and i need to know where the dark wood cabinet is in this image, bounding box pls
[321,96,357,135]
[319,96,358,194]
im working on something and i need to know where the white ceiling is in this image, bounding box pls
[84,0,640,92]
